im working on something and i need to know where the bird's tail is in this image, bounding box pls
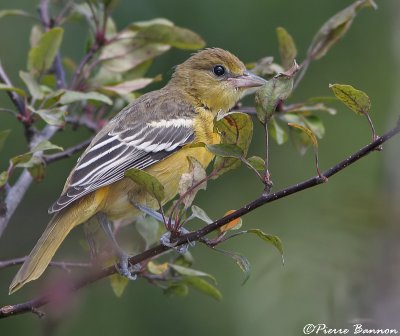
[9,206,88,294]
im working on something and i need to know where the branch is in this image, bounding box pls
[1,118,399,319]
[0,125,58,238]
[0,61,26,116]
[43,138,92,164]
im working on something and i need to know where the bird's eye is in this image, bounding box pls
[213,65,225,77]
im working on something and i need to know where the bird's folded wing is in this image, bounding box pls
[49,118,195,213]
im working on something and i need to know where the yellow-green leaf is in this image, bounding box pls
[276,27,297,70]
[288,123,318,148]
[28,27,64,75]
[110,274,129,298]
[164,283,189,297]
[329,83,370,116]
[0,9,31,20]
[0,84,26,97]
[185,277,222,301]
[147,261,169,275]
[246,156,265,171]
[247,229,284,264]
[33,108,65,126]
[19,71,44,99]
[268,117,288,145]
[0,171,8,188]
[169,264,217,284]
[125,168,165,203]
[32,140,63,153]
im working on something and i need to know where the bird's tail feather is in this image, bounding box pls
[9,208,82,294]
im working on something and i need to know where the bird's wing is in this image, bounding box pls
[49,93,196,213]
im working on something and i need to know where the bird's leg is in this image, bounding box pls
[133,203,174,226]
[97,212,138,280]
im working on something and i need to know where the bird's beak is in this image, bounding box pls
[228,71,267,89]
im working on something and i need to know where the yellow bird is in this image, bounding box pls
[9,48,265,293]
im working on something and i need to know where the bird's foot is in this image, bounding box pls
[160,227,195,254]
[115,252,140,280]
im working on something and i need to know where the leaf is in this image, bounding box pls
[125,168,165,203]
[246,229,284,263]
[178,156,207,209]
[110,274,129,298]
[229,252,251,285]
[0,171,8,188]
[19,71,44,99]
[213,112,253,179]
[32,140,63,153]
[33,109,66,126]
[190,205,213,224]
[0,84,26,97]
[206,144,243,159]
[185,277,222,301]
[268,118,288,145]
[164,283,188,297]
[147,261,169,275]
[304,115,325,139]
[276,27,297,70]
[329,83,370,116]
[30,25,43,48]
[28,27,64,75]
[288,123,318,148]
[28,162,45,182]
[308,0,376,60]
[255,61,300,124]
[246,156,265,171]
[0,9,31,20]
[169,264,217,284]
[60,90,112,105]
[250,56,283,77]
[11,152,40,168]
[0,129,11,152]
[220,210,242,232]
[136,216,160,248]
[102,77,159,95]
[134,24,205,50]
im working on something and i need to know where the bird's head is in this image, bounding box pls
[170,48,266,114]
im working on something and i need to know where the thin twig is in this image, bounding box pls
[44,138,92,164]
[0,61,26,116]
[0,257,91,270]
[1,119,399,319]
[65,115,100,132]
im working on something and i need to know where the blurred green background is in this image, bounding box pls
[1,0,400,335]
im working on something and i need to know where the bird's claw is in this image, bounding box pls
[160,228,195,254]
[115,253,139,280]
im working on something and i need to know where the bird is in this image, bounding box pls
[9,48,266,294]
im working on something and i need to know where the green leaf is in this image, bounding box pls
[60,90,112,105]
[276,27,297,70]
[304,115,325,139]
[0,9,31,20]
[206,144,243,159]
[102,77,159,96]
[33,108,65,126]
[213,112,253,179]
[28,27,64,75]
[246,229,284,264]
[268,117,288,145]
[255,62,300,124]
[329,83,370,116]
[178,156,207,209]
[229,252,251,285]
[129,18,174,29]
[190,205,213,224]
[134,24,205,50]
[308,0,376,60]
[169,264,217,284]
[11,152,40,168]
[30,25,43,48]
[110,274,129,298]
[28,162,45,182]
[19,71,44,99]
[246,156,265,171]
[0,171,8,188]
[164,283,189,297]
[125,168,165,203]
[0,129,11,152]
[0,84,26,97]
[136,216,160,249]
[32,140,63,153]
[185,277,222,301]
